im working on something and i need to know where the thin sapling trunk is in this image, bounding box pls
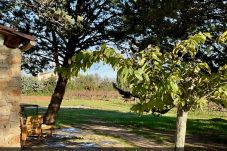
[175,106,188,151]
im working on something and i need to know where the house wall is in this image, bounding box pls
[37,72,57,81]
[0,37,21,147]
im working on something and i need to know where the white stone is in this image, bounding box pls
[0,68,8,79]
[10,49,21,55]
[0,107,11,116]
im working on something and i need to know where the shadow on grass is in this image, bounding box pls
[34,107,227,150]
[55,108,227,142]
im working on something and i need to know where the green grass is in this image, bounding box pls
[27,99,133,112]
[56,108,227,144]
[26,99,227,145]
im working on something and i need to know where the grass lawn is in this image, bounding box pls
[56,108,227,144]
[24,98,227,148]
[24,98,132,112]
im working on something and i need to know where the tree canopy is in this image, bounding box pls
[111,0,227,71]
[0,0,120,75]
[0,0,226,125]
[0,0,123,123]
[68,31,227,112]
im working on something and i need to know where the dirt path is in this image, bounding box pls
[24,117,227,151]
[78,123,227,151]
[27,123,227,151]
[27,126,165,150]
[80,124,166,148]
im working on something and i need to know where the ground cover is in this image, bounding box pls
[22,96,227,150]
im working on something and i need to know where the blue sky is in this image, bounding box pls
[81,62,117,80]
[22,62,117,79]
[22,61,117,79]
[80,45,118,80]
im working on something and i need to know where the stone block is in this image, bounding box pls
[0,54,8,67]
[0,123,4,129]
[0,34,5,45]
[5,91,21,101]
[0,127,3,136]
[10,49,21,55]
[0,115,9,126]
[0,107,11,116]
[9,112,19,122]
[0,91,2,100]
[7,77,21,87]
[0,115,8,121]
[0,46,10,55]
[0,54,7,60]
[6,99,20,105]
[0,100,7,107]
[9,89,21,97]
[9,134,20,145]
[0,68,8,79]
[0,79,8,89]
[9,54,21,65]
[10,104,20,111]
[7,65,20,77]
[0,63,8,68]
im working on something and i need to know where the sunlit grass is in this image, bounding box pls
[25,98,227,145]
[24,98,133,112]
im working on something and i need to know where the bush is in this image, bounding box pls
[98,78,114,91]
[22,74,115,96]
[22,76,56,95]
[21,76,44,95]
[42,76,57,94]
[66,74,115,91]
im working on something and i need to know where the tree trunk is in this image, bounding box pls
[43,74,68,124]
[175,107,188,151]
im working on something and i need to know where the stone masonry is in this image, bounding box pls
[0,41,22,147]
[0,26,35,148]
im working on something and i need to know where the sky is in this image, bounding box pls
[22,62,117,80]
[81,62,117,80]
[79,45,119,80]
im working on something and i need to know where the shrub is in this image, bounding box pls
[21,76,44,95]
[42,76,57,94]
[22,76,57,95]
[22,74,115,96]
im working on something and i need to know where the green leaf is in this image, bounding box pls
[170,81,178,93]
[194,66,200,73]
[198,63,211,74]
[143,73,150,82]
[203,32,212,39]
[218,31,227,44]
[140,58,146,65]
[196,98,208,109]
[100,43,107,53]
[122,67,129,83]
[135,70,143,81]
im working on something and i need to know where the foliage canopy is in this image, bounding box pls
[64,31,227,114]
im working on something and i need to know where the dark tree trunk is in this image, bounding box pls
[43,36,75,124]
[43,74,68,124]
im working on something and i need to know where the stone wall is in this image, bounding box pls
[0,43,21,147]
